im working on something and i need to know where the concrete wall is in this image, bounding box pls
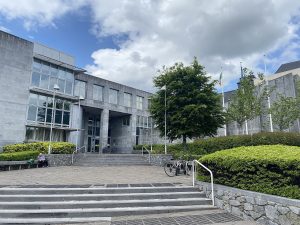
[223,72,300,136]
[74,73,155,152]
[197,181,300,225]
[33,43,75,65]
[0,31,34,149]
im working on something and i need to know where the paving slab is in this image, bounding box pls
[0,166,192,186]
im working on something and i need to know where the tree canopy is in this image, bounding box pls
[150,58,224,145]
[270,94,299,131]
[226,68,268,134]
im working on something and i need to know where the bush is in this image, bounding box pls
[134,132,300,157]
[3,142,75,154]
[195,132,300,154]
[0,151,40,161]
[198,145,300,199]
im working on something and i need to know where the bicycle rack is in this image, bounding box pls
[192,160,214,206]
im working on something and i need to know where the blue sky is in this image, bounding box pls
[0,0,300,92]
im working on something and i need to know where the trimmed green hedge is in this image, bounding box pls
[3,142,75,154]
[0,151,40,161]
[134,132,300,157]
[198,145,300,199]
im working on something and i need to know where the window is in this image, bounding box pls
[31,59,74,95]
[136,116,150,128]
[122,117,130,126]
[74,80,86,98]
[25,127,66,142]
[109,89,118,104]
[136,96,143,110]
[124,93,132,107]
[27,93,71,127]
[93,85,103,101]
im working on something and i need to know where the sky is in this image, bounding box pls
[0,0,300,93]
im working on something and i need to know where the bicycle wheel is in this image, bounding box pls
[164,162,177,177]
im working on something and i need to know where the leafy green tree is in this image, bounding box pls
[226,68,268,134]
[269,95,299,131]
[150,58,224,146]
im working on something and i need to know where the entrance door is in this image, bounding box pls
[87,116,100,153]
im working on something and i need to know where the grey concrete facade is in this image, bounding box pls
[0,31,33,148]
[0,30,160,153]
[219,66,300,136]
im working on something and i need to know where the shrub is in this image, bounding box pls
[0,151,39,161]
[3,142,75,154]
[134,132,300,157]
[198,145,300,199]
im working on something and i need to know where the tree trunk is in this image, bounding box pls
[182,135,187,151]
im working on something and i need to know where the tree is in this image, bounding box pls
[269,94,299,131]
[226,68,268,134]
[150,58,224,147]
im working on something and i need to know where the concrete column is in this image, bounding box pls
[100,109,109,152]
[131,114,137,147]
[69,104,83,146]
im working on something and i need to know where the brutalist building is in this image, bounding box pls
[0,31,156,153]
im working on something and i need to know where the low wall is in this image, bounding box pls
[46,154,76,167]
[149,154,173,166]
[196,181,300,225]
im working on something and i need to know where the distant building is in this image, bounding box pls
[0,31,162,153]
[219,61,300,136]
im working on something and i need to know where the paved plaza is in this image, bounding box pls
[0,165,192,186]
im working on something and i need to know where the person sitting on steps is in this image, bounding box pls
[37,153,48,168]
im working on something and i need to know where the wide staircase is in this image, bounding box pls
[0,184,215,224]
[73,153,151,166]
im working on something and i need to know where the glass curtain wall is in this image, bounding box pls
[31,59,74,95]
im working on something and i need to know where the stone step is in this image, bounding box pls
[73,163,151,166]
[0,205,216,218]
[0,186,199,195]
[0,198,211,209]
[0,191,204,202]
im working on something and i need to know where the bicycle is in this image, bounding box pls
[164,159,192,177]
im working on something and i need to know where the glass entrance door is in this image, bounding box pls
[87,115,100,153]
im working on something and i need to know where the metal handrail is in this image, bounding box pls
[142,146,151,163]
[192,160,214,206]
[71,146,86,165]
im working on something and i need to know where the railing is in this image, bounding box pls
[142,146,151,163]
[71,146,86,165]
[192,160,214,206]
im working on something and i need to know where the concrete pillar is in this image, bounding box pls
[100,109,109,152]
[131,114,137,147]
[69,104,83,147]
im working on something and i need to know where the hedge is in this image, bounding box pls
[0,151,40,161]
[3,142,75,154]
[198,145,300,199]
[134,132,300,157]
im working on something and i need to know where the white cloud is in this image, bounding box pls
[86,0,300,91]
[0,0,87,30]
[0,0,299,91]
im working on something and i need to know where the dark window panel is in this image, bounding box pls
[37,107,46,123]
[55,110,63,124]
[63,111,70,125]
[46,108,53,123]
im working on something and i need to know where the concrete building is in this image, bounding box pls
[0,30,159,153]
[219,61,300,136]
